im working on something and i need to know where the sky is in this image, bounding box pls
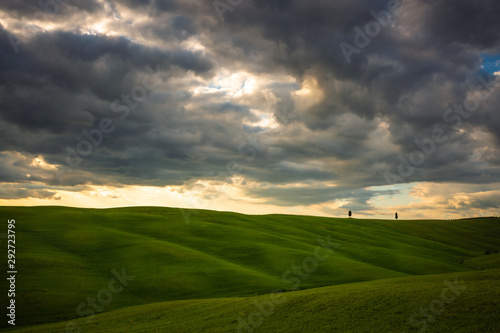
[0,0,499,219]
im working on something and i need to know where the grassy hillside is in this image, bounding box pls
[1,206,499,331]
[6,269,500,332]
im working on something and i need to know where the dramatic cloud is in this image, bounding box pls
[0,0,499,218]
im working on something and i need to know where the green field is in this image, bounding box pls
[1,206,499,332]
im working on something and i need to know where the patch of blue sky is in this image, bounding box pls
[481,53,500,74]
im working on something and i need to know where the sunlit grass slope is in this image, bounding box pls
[0,206,498,330]
[8,269,500,332]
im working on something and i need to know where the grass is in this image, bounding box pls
[0,206,499,332]
[6,270,500,332]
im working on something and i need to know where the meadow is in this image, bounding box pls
[1,206,499,332]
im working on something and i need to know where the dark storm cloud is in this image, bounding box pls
[244,184,398,207]
[0,0,499,212]
[423,0,500,50]
[1,30,213,98]
[211,0,500,188]
[0,21,215,189]
[0,28,214,131]
[0,185,60,200]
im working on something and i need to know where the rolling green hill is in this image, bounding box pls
[7,269,500,333]
[1,206,499,332]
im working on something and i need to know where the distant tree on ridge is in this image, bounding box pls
[395,212,398,220]
[348,210,352,218]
